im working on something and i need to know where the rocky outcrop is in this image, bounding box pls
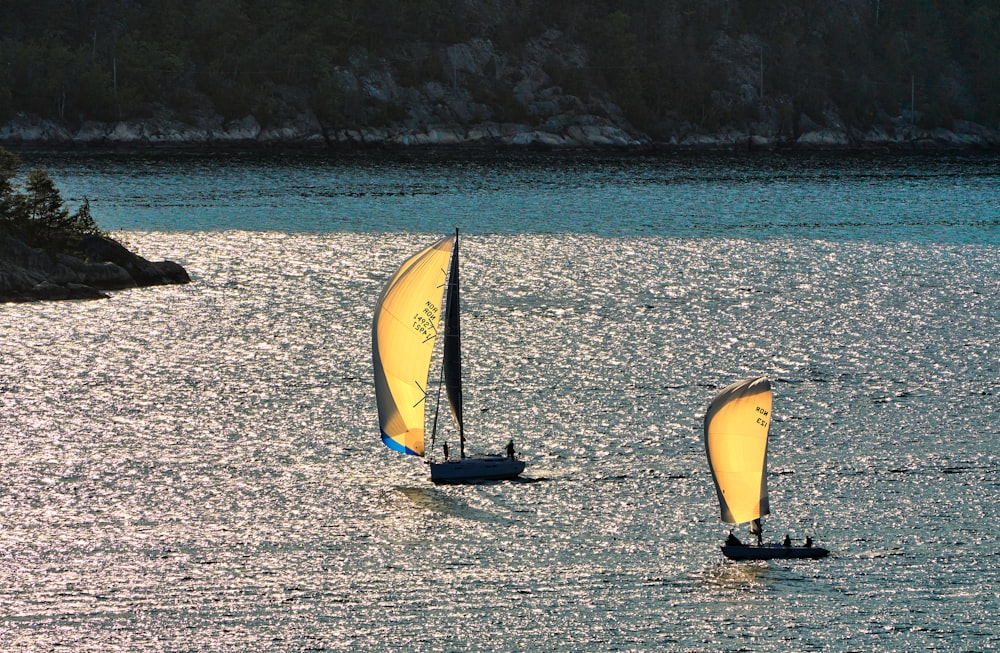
[0,31,655,150]
[76,235,191,287]
[4,105,994,153]
[0,235,190,303]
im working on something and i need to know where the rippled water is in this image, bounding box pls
[2,153,999,651]
[18,149,1000,242]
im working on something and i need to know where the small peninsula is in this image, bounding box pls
[0,147,190,302]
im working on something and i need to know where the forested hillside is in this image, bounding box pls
[1,0,997,145]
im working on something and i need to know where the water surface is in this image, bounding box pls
[1,152,998,651]
[19,149,1000,242]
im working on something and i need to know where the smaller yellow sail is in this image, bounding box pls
[372,235,455,457]
[704,377,772,524]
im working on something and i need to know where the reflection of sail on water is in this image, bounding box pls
[704,376,772,525]
[372,235,454,457]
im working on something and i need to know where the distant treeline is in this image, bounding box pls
[1,0,997,136]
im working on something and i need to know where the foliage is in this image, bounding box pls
[0,0,996,138]
[0,147,105,253]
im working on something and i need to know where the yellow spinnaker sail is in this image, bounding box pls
[373,235,455,457]
[704,377,772,524]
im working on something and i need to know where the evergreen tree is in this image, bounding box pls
[25,168,70,231]
[0,148,26,228]
[0,146,104,251]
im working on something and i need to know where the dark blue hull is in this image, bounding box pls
[430,456,525,483]
[722,544,829,560]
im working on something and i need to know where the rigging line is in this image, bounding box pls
[411,380,427,408]
[430,353,445,448]
[428,261,452,452]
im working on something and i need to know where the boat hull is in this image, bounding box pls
[722,544,829,560]
[430,456,525,483]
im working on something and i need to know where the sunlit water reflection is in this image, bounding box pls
[1,229,997,651]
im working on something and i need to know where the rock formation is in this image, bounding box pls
[0,234,190,303]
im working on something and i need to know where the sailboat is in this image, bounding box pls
[372,229,526,483]
[704,377,828,560]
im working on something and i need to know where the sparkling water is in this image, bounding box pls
[1,151,997,651]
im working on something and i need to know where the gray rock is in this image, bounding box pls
[1,27,996,151]
[77,235,171,286]
[0,235,189,303]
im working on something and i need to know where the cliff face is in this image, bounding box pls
[2,0,998,151]
[0,31,655,149]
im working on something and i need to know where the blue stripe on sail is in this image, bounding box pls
[381,430,421,457]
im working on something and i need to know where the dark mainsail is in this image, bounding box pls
[443,229,465,454]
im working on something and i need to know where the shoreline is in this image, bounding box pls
[4,139,997,157]
[3,112,997,155]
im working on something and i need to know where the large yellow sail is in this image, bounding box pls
[373,235,455,457]
[704,377,772,524]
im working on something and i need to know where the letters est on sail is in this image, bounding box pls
[704,376,772,524]
[372,235,455,457]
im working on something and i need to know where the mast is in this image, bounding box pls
[443,228,465,458]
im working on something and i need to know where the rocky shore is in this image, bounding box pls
[0,234,190,303]
[3,109,998,151]
[2,30,997,153]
